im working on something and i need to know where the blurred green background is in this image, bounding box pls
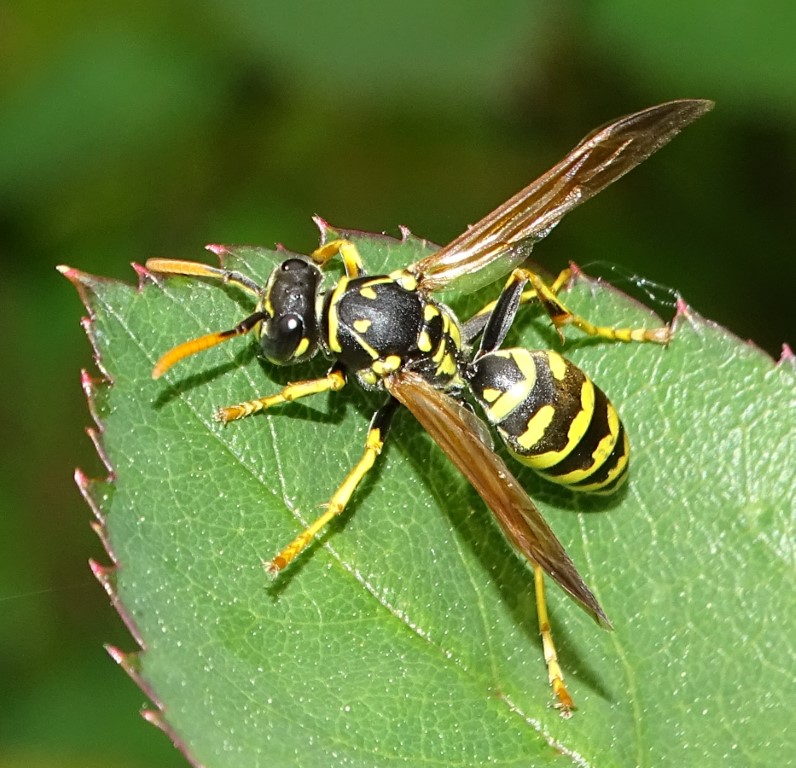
[2,2,794,766]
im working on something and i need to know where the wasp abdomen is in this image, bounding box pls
[468,349,629,493]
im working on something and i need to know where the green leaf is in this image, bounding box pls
[64,230,795,767]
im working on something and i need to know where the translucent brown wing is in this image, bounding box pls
[411,99,713,293]
[385,369,611,628]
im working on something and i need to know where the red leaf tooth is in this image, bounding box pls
[107,644,201,767]
[105,645,165,710]
[312,214,331,240]
[75,469,107,527]
[131,261,149,281]
[205,243,229,256]
[675,295,691,318]
[141,710,203,767]
[89,558,117,594]
[90,559,145,648]
[105,644,141,675]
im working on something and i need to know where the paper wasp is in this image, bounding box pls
[147,99,712,713]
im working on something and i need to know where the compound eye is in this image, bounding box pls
[261,313,306,365]
[279,314,302,337]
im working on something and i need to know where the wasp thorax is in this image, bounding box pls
[259,258,322,365]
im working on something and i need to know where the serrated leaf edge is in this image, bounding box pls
[61,263,204,766]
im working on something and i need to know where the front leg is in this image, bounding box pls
[216,366,347,423]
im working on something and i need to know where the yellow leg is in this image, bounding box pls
[311,239,364,278]
[215,368,346,423]
[534,563,575,716]
[521,268,671,344]
[145,258,262,298]
[266,400,397,575]
[463,268,573,346]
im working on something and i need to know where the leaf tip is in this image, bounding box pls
[57,264,93,290]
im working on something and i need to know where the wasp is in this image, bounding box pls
[146,99,712,714]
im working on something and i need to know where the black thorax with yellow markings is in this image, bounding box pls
[322,269,465,390]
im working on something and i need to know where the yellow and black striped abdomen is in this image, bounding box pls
[467,349,629,493]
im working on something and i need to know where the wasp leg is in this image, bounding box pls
[462,269,571,345]
[146,258,262,298]
[215,366,347,423]
[467,267,670,347]
[520,268,671,344]
[534,563,575,716]
[311,239,364,278]
[266,398,399,575]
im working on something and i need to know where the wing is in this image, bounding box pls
[411,99,714,293]
[385,370,611,628]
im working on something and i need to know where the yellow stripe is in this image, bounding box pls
[447,314,462,348]
[371,355,402,377]
[547,351,568,381]
[353,334,380,360]
[294,337,310,357]
[437,352,458,377]
[389,269,417,291]
[567,377,595,447]
[263,294,274,317]
[423,304,440,321]
[432,338,446,363]
[517,378,594,468]
[537,378,595,476]
[586,401,621,472]
[417,330,432,352]
[326,276,349,353]
[357,276,393,300]
[485,379,532,423]
[511,349,538,391]
[353,318,372,334]
[480,387,502,403]
[576,432,630,492]
[514,405,556,451]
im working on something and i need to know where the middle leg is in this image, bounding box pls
[266,397,400,575]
